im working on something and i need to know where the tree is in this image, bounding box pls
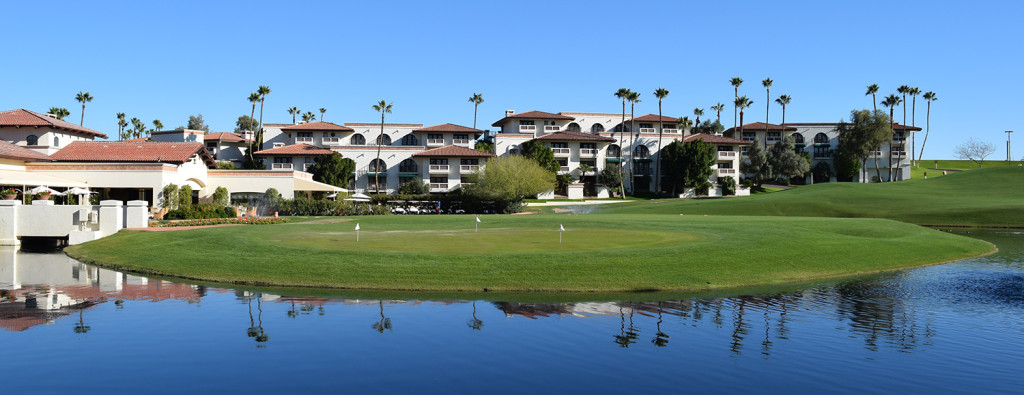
[131,118,146,138]
[247,92,261,129]
[768,135,810,181]
[178,185,193,210]
[468,93,484,129]
[626,90,641,194]
[711,103,725,124]
[256,85,272,146]
[474,140,494,153]
[842,109,892,182]
[470,155,555,201]
[116,112,126,140]
[741,140,769,186]
[161,183,179,209]
[302,111,316,122]
[680,138,716,194]
[287,106,300,124]
[693,108,703,125]
[907,87,921,165]
[518,140,559,173]
[691,119,724,135]
[48,107,70,121]
[654,87,670,194]
[730,77,743,133]
[319,107,327,122]
[597,167,622,190]
[775,94,791,128]
[762,78,773,135]
[75,91,93,126]
[917,91,937,166]
[881,94,902,181]
[734,96,753,141]
[834,121,863,180]
[659,140,686,195]
[212,186,230,206]
[187,114,209,131]
[398,179,428,195]
[372,100,393,193]
[235,115,258,133]
[152,119,163,132]
[613,88,631,198]
[676,116,693,131]
[955,138,996,168]
[309,152,355,188]
[866,84,879,113]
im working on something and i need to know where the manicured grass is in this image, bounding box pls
[910,159,1023,180]
[65,214,992,292]
[601,167,1024,227]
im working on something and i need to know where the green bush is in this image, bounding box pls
[719,176,736,196]
[270,198,361,216]
[161,183,179,209]
[165,202,236,220]
[178,185,193,209]
[212,186,230,206]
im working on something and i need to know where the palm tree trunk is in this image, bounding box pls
[655,101,663,195]
[911,96,917,167]
[473,104,478,129]
[375,113,385,193]
[872,94,877,114]
[888,108,895,181]
[80,104,85,126]
[618,100,626,199]
[628,103,636,195]
[918,101,931,168]
[258,99,266,147]
[764,88,770,147]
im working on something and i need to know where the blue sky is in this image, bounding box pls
[2,0,1021,159]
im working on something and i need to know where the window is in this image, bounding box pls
[53,136,60,147]
[428,133,443,141]
[635,162,651,175]
[453,134,468,141]
[813,146,831,158]
[273,157,292,163]
[639,123,653,129]
[460,158,479,165]
[368,159,387,172]
[591,124,605,134]
[718,162,733,169]
[634,145,650,158]
[26,135,38,145]
[520,120,534,126]
[814,133,829,144]
[567,122,581,132]
[717,145,732,152]
[550,142,568,148]
[430,176,447,183]
[767,132,781,142]
[350,134,366,145]
[297,132,313,138]
[430,158,448,165]
[792,133,805,144]
[742,132,756,142]
[399,158,418,172]
[273,142,285,148]
[305,157,315,163]
[580,160,596,169]
[401,134,419,145]
[607,144,621,157]
[376,134,392,146]
[580,143,596,149]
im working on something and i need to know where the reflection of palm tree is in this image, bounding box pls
[467,301,484,331]
[652,302,669,347]
[254,295,269,343]
[287,300,298,318]
[613,306,638,348]
[372,300,393,333]
[73,309,91,334]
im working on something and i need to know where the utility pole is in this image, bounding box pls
[1007,130,1014,166]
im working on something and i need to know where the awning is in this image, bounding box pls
[0,169,88,187]
[294,177,348,193]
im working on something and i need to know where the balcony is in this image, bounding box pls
[322,137,340,145]
[558,166,570,173]
[303,163,314,172]
[662,128,680,134]
[519,125,536,132]
[459,165,479,173]
[893,135,907,142]
[551,148,570,156]
[295,137,314,144]
[429,183,449,192]
[638,128,655,134]
[579,148,597,157]
[543,125,560,132]
[427,138,444,147]
[429,164,450,173]
[366,185,387,193]
[869,151,882,158]
[717,168,737,177]
[271,163,293,170]
[452,139,470,145]
[890,151,907,158]
[766,138,781,145]
[718,151,736,159]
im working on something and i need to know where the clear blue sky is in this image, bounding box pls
[3,0,1021,159]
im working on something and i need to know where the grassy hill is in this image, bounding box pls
[600,167,1023,227]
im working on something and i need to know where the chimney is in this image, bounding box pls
[505,110,515,117]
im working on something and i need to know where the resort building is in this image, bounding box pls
[0,109,108,155]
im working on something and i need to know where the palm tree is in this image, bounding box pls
[626,91,641,195]
[676,116,693,131]
[287,106,300,124]
[256,85,271,146]
[881,94,903,181]
[48,107,70,121]
[762,78,773,135]
[248,92,261,129]
[917,91,937,167]
[775,95,791,129]
[734,96,753,144]
[908,87,920,166]
[75,91,93,126]
[653,88,670,194]
[302,111,316,122]
[116,112,126,140]
[319,107,327,122]
[152,119,163,132]
[730,77,743,133]
[710,103,725,124]
[468,93,484,129]
[866,84,879,114]
[372,100,393,193]
[372,300,393,333]
[613,88,631,199]
[693,108,704,126]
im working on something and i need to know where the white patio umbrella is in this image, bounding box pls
[343,197,371,202]
[351,192,372,199]
[66,187,94,195]
[326,193,338,199]
[30,186,63,195]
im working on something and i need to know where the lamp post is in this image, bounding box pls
[1007,130,1014,166]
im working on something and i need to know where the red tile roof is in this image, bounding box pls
[491,110,575,127]
[632,114,678,123]
[281,121,354,131]
[763,122,922,131]
[49,141,215,168]
[204,132,249,142]
[0,140,50,161]
[682,134,752,145]
[413,123,484,133]
[253,143,333,156]
[892,123,922,131]
[723,122,798,134]
[123,137,152,142]
[0,109,108,139]
[412,145,495,158]
[532,130,615,142]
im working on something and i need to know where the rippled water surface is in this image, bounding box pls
[1,229,1022,393]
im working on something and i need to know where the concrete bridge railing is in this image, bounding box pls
[0,200,148,246]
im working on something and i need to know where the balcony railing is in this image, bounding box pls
[429,183,449,191]
[303,163,314,172]
[429,164,449,173]
[559,166,570,173]
[543,126,560,132]
[638,128,655,134]
[459,165,479,173]
[427,139,444,146]
[717,168,736,176]
[295,137,314,144]
[322,137,340,145]
[551,148,570,156]
[271,163,293,170]
[662,128,680,134]
[519,125,536,132]
[766,138,781,144]
[452,139,470,145]
[718,151,736,159]
[580,148,597,156]
[366,185,386,193]
[890,151,907,158]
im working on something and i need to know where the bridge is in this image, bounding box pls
[0,200,148,246]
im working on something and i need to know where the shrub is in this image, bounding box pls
[178,185,193,210]
[165,202,236,220]
[161,183,179,209]
[217,161,238,170]
[212,186,230,206]
[718,176,736,196]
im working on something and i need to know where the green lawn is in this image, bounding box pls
[65,214,992,292]
[909,159,1023,180]
[601,167,1024,227]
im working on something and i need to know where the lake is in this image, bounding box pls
[1,228,1022,393]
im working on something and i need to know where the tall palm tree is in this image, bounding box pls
[908,87,920,165]
[319,107,327,122]
[775,95,791,129]
[676,116,693,131]
[881,94,903,181]
[116,112,126,140]
[613,88,631,199]
[372,100,393,193]
[762,78,773,135]
[730,77,743,134]
[626,91,641,195]
[710,103,725,124]
[917,91,937,167]
[468,93,484,129]
[734,96,753,144]
[47,107,70,121]
[75,91,93,126]
[152,119,163,132]
[865,84,879,114]
[693,108,704,126]
[302,111,316,122]
[654,88,670,194]
[256,85,271,146]
[287,106,300,124]
[248,92,261,129]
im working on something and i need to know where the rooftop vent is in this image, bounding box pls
[505,110,515,117]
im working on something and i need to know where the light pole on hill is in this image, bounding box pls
[1007,130,1014,166]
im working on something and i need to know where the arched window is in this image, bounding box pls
[53,136,60,147]
[368,159,387,173]
[399,158,418,173]
[633,145,650,159]
[401,134,418,146]
[792,133,804,144]
[591,124,605,134]
[567,122,581,132]
[814,133,829,144]
[26,135,38,145]
[350,134,366,145]
[607,144,621,157]
[376,134,392,146]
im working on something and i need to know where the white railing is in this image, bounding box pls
[519,125,536,132]
[717,168,736,175]
[427,139,444,146]
[303,163,314,171]
[580,148,597,156]
[322,137,340,145]
[662,128,680,134]
[452,139,470,145]
[718,151,736,158]
[639,128,655,134]
[543,126,560,132]
[460,165,479,173]
[766,138,781,144]
[271,163,293,170]
[429,183,448,191]
[295,137,314,143]
[551,148,570,155]
[429,165,449,172]
[559,166,570,173]
[890,151,907,158]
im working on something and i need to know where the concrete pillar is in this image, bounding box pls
[126,200,149,229]
[0,200,19,246]
[567,183,584,200]
[98,200,124,238]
